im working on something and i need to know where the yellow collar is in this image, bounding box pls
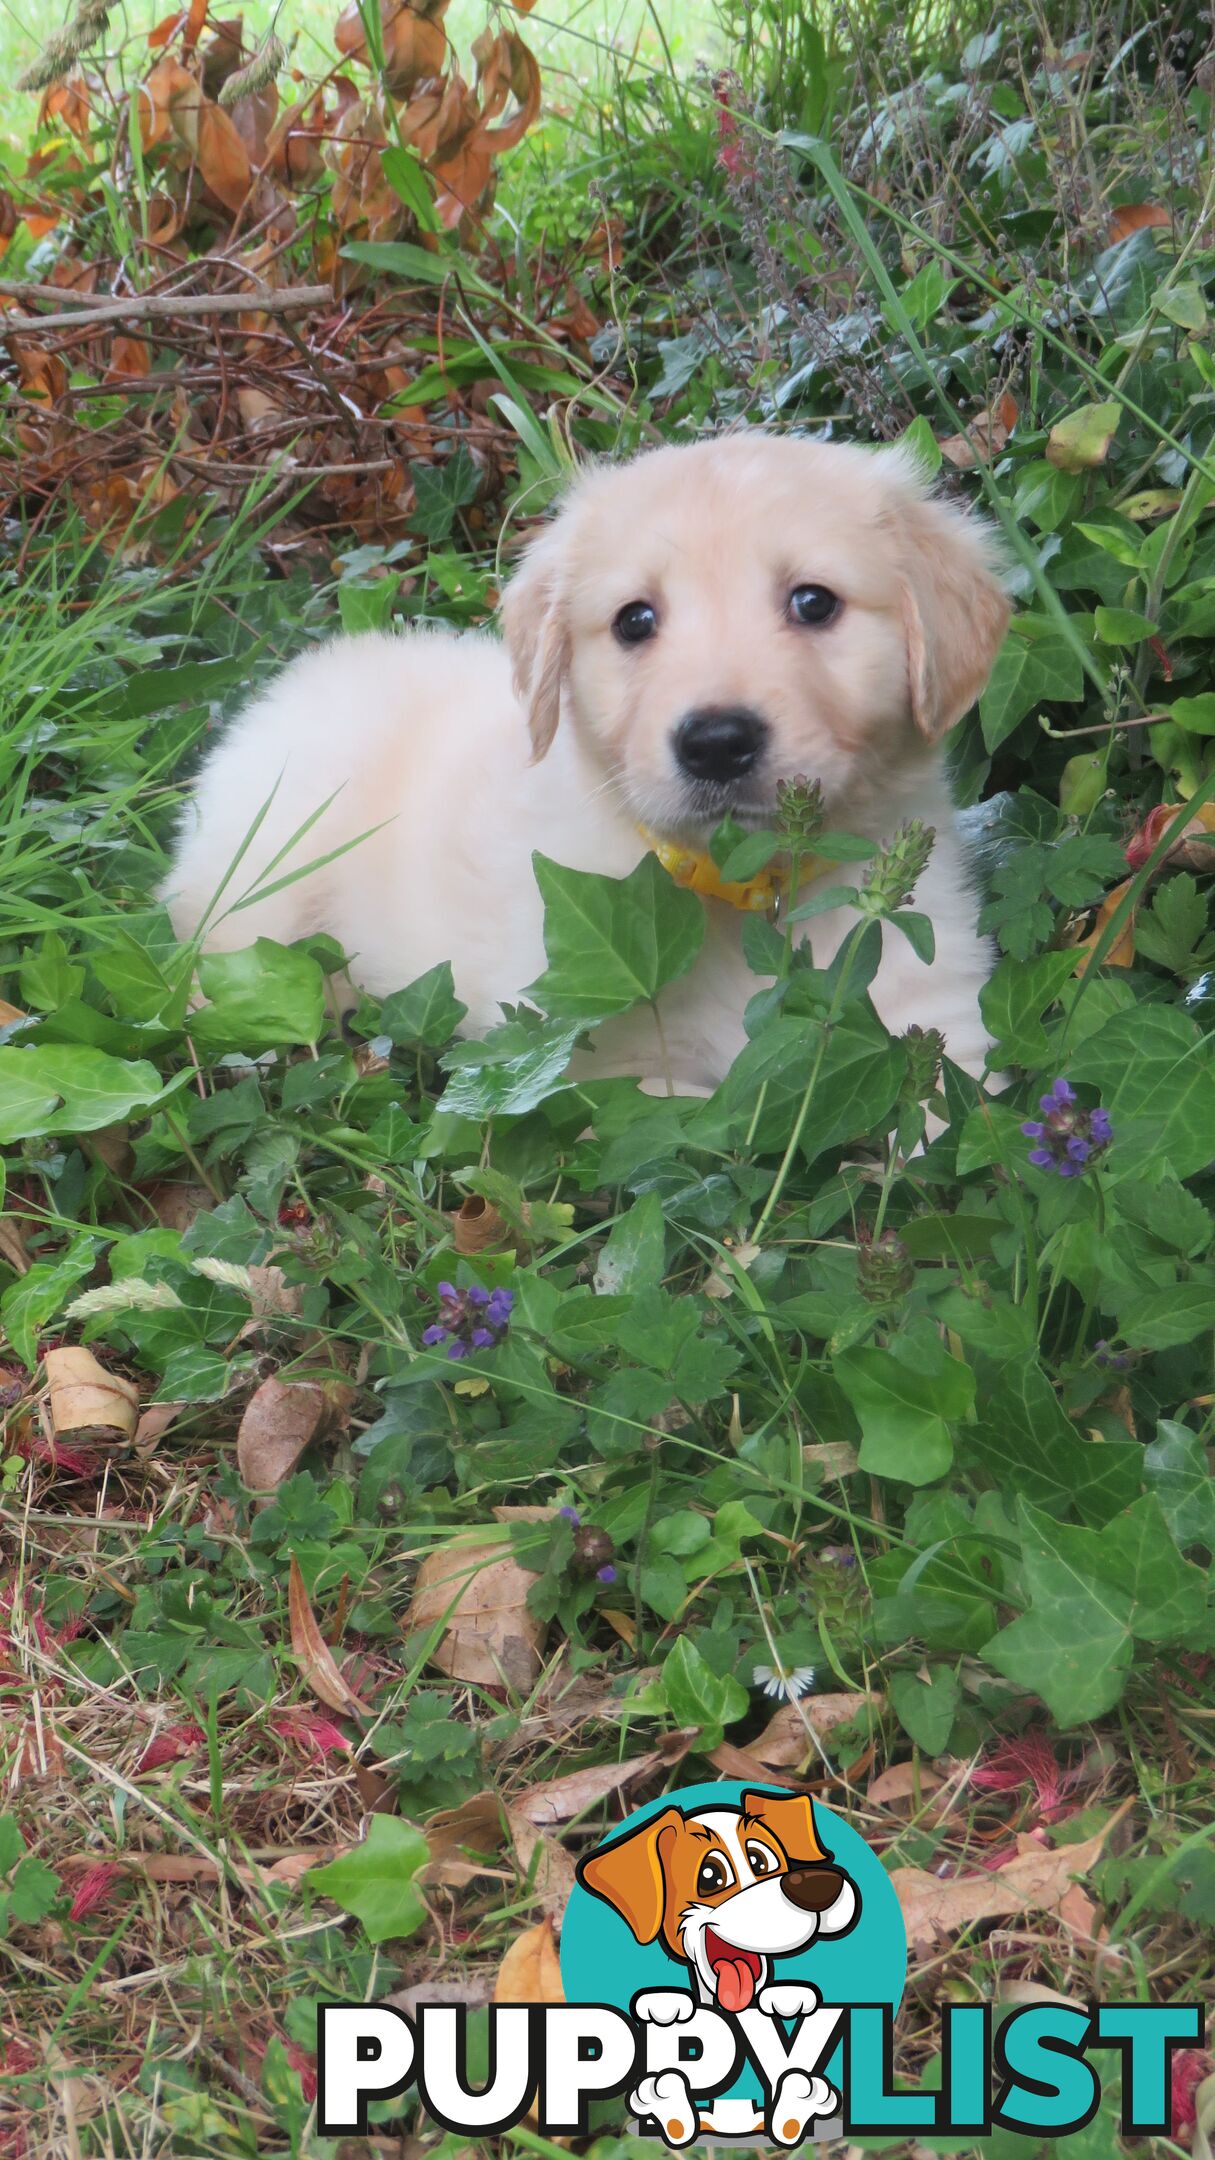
[639,827,807,914]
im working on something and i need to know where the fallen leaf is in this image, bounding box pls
[147,1180,215,1232]
[237,1373,326,1491]
[494,1916,564,2003]
[0,1218,31,1275]
[424,1791,504,1860]
[709,1740,814,1787]
[998,1979,1082,2008]
[288,1554,370,1716]
[105,337,150,383]
[938,390,1018,469]
[451,1195,508,1253]
[1046,400,1122,472]
[1108,203,1171,243]
[406,1533,545,1688]
[892,1798,1132,1951]
[803,1441,861,1482]
[506,1806,577,1930]
[44,1347,138,1441]
[134,1399,184,1454]
[1074,878,1136,974]
[197,98,253,212]
[754,1692,879,1766]
[511,1752,662,1827]
[867,1762,945,1807]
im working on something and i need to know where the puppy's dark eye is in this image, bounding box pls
[697,1855,732,1897]
[788,584,841,627]
[746,1843,777,1877]
[613,601,658,647]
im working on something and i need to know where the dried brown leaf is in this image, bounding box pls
[451,1195,508,1254]
[938,390,1018,470]
[288,1554,370,1716]
[891,1800,1132,1952]
[494,1914,565,2003]
[506,1807,576,1931]
[512,1752,662,1827]
[44,1347,138,1440]
[867,1762,944,1808]
[1108,202,1171,243]
[406,1533,545,1688]
[197,98,253,211]
[237,1373,326,1491]
[754,1691,879,1767]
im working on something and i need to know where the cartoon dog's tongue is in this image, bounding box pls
[705,1930,761,2012]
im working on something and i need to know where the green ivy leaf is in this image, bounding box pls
[0,1045,177,1145]
[1144,1420,1215,1552]
[379,963,468,1050]
[661,1636,749,1740]
[1069,1006,1215,1180]
[1094,604,1157,645]
[528,852,705,1022]
[980,949,1079,1064]
[979,616,1086,750]
[307,1816,429,1944]
[888,1665,960,1755]
[440,1016,582,1119]
[833,1339,975,1485]
[190,941,326,1055]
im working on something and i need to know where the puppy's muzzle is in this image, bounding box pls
[781,1864,847,1912]
[673,705,768,783]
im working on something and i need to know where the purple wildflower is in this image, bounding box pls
[424,1277,515,1363]
[1021,1079,1113,1178]
[558,1506,581,1525]
[596,1565,618,1585]
[1095,1339,1134,1372]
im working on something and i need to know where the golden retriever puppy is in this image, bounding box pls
[163,435,1010,1091]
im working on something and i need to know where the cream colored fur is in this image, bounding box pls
[163,434,1010,1091]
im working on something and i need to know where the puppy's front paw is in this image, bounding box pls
[630,2070,698,2146]
[768,2069,839,2146]
[632,1989,695,2025]
[757,1981,821,2020]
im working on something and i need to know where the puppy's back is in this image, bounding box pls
[161,627,506,957]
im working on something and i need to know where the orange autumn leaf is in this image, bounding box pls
[939,389,1018,470]
[140,56,201,153]
[287,1554,370,1716]
[197,98,253,210]
[494,1918,564,2004]
[1108,202,1171,244]
[1074,879,1136,975]
[106,335,150,381]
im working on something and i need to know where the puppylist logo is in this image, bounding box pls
[317,1780,1204,2145]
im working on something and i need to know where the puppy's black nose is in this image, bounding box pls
[782,1865,846,1912]
[674,706,768,784]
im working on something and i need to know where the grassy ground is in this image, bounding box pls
[3,4,1215,2158]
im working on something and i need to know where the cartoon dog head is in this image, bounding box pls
[577,1790,859,2013]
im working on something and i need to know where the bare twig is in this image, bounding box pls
[0,282,332,334]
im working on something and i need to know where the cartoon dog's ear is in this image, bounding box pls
[742,1790,830,1865]
[577,1807,685,1945]
[498,514,573,764]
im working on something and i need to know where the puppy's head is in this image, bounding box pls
[500,434,1009,837]
[578,1790,858,2011]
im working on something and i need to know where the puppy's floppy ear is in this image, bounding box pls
[499,515,572,763]
[742,1789,830,1865]
[884,456,1011,742]
[577,1806,684,1945]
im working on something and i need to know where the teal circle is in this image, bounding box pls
[560,1779,906,2102]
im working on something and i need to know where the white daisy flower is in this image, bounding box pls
[752,1662,817,1702]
